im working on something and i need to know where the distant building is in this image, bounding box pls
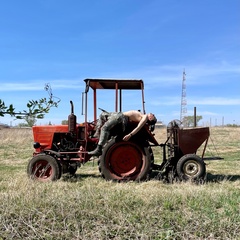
[155,121,164,128]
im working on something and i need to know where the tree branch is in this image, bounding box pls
[0,83,61,120]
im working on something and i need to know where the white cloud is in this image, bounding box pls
[187,110,219,116]
[188,97,240,105]
[121,62,240,88]
[150,96,240,106]
[0,79,85,92]
[1,61,239,92]
[0,82,42,91]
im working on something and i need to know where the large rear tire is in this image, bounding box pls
[27,154,61,182]
[176,154,206,181]
[98,139,151,181]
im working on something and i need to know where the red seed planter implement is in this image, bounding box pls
[27,79,216,182]
[152,120,210,182]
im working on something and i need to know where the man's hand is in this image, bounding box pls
[123,134,132,141]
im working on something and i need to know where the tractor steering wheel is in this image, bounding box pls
[98,107,109,113]
[89,119,98,126]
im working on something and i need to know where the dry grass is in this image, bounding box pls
[207,127,240,154]
[0,127,240,239]
[0,128,32,165]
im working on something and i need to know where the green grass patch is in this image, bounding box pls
[0,127,240,239]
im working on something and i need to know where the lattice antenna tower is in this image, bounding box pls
[180,69,187,124]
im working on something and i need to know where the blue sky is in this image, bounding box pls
[0,0,239,126]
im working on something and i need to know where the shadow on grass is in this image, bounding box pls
[61,171,240,183]
[61,173,102,182]
[206,173,240,183]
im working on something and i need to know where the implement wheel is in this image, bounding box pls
[27,154,61,182]
[176,154,206,181]
[99,139,151,181]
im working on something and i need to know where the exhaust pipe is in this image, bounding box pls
[68,100,77,133]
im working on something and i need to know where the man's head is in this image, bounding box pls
[147,113,157,125]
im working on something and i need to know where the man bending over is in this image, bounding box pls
[88,110,157,156]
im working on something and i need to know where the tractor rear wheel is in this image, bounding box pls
[98,139,151,181]
[176,154,206,181]
[27,154,61,182]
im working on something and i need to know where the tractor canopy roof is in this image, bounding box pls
[83,78,146,122]
[84,79,144,91]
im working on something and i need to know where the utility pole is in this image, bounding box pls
[180,69,187,126]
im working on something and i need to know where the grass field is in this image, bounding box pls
[0,127,239,239]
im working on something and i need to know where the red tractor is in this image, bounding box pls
[27,79,210,182]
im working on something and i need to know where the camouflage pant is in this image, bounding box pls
[97,112,128,146]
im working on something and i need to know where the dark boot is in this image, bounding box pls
[88,145,102,156]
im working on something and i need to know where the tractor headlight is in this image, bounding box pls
[33,142,41,149]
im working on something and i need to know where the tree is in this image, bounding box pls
[0,84,61,126]
[61,120,68,125]
[182,115,202,127]
[22,115,37,127]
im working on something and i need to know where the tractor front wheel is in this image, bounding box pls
[98,139,151,181]
[27,154,61,182]
[176,154,206,181]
